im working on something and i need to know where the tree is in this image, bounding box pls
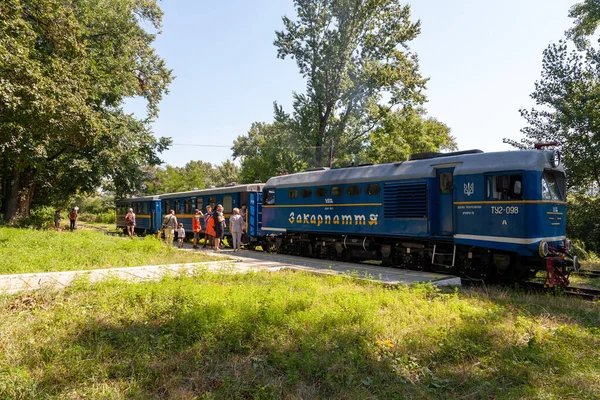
[567,0,600,50]
[232,120,308,183]
[0,0,172,222]
[364,108,457,164]
[513,40,600,190]
[274,0,427,167]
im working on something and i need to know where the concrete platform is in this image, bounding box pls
[0,247,460,295]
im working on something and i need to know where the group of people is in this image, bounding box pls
[159,204,247,251]
[54,207,79,231]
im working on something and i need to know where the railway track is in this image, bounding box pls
[574,269,600,279]
[523,281,600,301]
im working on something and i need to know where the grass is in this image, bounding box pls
[0,271,598,399]
[0,227,218,275]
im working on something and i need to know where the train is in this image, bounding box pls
[116,148,579,286]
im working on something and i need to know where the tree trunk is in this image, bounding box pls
[3,168,35,223]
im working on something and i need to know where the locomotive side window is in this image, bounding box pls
[439,172,453,194]
[301,188,312,198]
[264,189,276,205]
[316,188,327,197]
[489,174,523,200]
[366,184,381,195]
[347,185,360,196]
[288,189,299,199]
[331,186,343,197]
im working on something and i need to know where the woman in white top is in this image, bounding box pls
[229,208,245,252]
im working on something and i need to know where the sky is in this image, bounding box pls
[126,0,575,167]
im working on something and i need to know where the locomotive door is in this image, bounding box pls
[434,168,454,236]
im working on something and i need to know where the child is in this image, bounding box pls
[177,223,185,248]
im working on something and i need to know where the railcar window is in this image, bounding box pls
[331,186,343,197]
[288,189,299,199]
[347,185,360,196]
[439,172,453,194]
[366,184,381,195]
[175,200,181,214]
[264,189,276,205]
[316,188,327,197]
[184,199,192,214]
[489,174,523,200]
[542,172,563,201]
[208,197,217,208]
[301,188,312,198]
[223,196,233,213]
[165,200,171,212]
[196,198,204,211]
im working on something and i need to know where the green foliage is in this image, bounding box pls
[512,40,600,190]
[365,108,457,164]
[0,273,599,398]
[0,228,215,274]
[232,121,308,183]
[567,193,600,253]
[567,0,600,50]
[273,0,428,167]
[143,160,240,194]
[0,0,173,222]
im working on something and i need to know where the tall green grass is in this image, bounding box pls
[0,271,598,399]
[0,227,215,274]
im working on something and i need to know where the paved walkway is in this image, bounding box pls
[0,247,460,294]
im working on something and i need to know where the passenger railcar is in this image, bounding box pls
[116,195,162,232]
[159,184,264,241]
[261,149,578,285]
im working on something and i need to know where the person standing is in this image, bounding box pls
[125,208,136,239]
[203,205,214,249]
[192,208,204,249]
[229,208,245,252]
[213,204,225,251]
[69,208,78,231]
[177,223,186,248]
[54,210,61,230]
[162,209,177,245]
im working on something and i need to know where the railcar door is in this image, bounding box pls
[433,168,454,236]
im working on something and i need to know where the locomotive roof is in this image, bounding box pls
[116,195,160,203]
[116,184,265,202]
[159,184,265,199]
[264,150,563,188]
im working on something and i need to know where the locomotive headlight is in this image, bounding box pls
[551,150,561,168]
[565,239,572,253]
[539,241,550,257]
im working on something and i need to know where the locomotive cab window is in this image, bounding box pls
[264,189,276,205]
[542,171,565,201]
[288,189,299,199]
[487,174,523,200]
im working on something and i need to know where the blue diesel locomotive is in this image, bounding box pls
[260,149,578,285]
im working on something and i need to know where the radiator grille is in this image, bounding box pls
[383,181,428,218]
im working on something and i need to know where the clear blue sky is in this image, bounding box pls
[126,0,575,167]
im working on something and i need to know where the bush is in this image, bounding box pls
[567,193,600,254]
